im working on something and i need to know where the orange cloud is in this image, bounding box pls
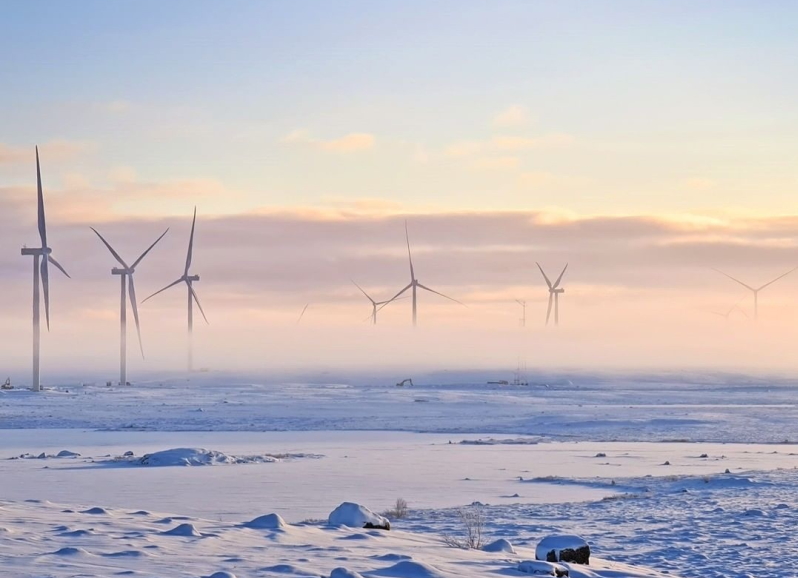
[280,129,375,153]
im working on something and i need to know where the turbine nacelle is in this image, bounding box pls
[112,267,135,275]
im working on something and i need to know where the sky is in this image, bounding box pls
[2,2,798,379]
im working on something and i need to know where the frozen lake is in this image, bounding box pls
[1,429,794,522]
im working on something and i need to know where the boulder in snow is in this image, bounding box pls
[243,513,286,529]
[518,560,569,576]
[483,538,515,553]
[328,502,390,530]
[536,535,590,565]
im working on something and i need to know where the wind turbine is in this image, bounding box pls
[92,227,169,385]
[20,147,70,392]
[515,299,526,327]
[537,262,568,326]
[352,280,397,325]
[713,267,798,320]
[386,221,465,326]
[711,298,749,322]
[142,208,208,372]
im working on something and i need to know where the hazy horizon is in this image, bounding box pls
[4,2,798,380]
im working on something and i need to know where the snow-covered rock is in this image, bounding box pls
[162,523,202,537]
[243,513,286,529]
[328,502,390,530]
[536,535,590,565]
[483,538,515,553]
[518,560,570,576]
[330,568,365,578]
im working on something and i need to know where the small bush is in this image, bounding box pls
[442,506,485,549]
[383,497,409,519]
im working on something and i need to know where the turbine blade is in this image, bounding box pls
[297,303,309,325]
[405,220,415,281]
[91,228,129,268]
[131,228,169,269]
[545,293,553,325]
[36,146,47,248]
[416,283,466,306]
[515,299,525,306]
[375,294,408,312]
[188,283,209,324]
[734,305,749,319]
[536,262,553,289]
[552,263,568,289]
[185,207,197,276]
[351,279,375,305]
[712,268,755,292]
[386,283,412,304]
[48,255,70,278]
[41,257,50,331]
[128,276,144,358]
[758,265,798,291]
[142,277,183,303]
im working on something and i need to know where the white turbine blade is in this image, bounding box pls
[41,257,50,331]
[48,255,70,278]
[405,220,415,281]
[536,262,553,289]
[131,228,169,269]
[416,283,466,306]
[36,146,47,248]
[142,277,183,303]
[188,283,209,324]
[758,265,798,291]
[351,279,375,305]
[91,228,129,268]
[386,283,412,304]
[545,293,553,325]
[128,276,144,358]
[185,207,197,276]
[712,268,755,292]
[552,263,568,289]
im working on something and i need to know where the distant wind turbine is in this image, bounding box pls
[537,262,568,326]
[352,280,396,325]
[515,299,526,327]
[20,147,70,391]
[92,227,169,385]
[143,207,208,372]
[711,299,748,322]
[386,221,465,326]
[713,267,798,320]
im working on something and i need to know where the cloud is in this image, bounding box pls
[492,105,532,128]
[104,100,133,114]
[280,129,375,153]
[472,156,519,171]
[444,133,575,158]
[518,171,590,188]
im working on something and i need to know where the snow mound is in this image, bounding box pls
[162,523,202,537]
[51,547,92,556]
[60,529,94,537]
[329,502,390,530]
[483,538,515,553]
[331,568,365,578]
[517,560,569,576]
[208,573,237,578]
[459,437,541,445]
[81,507,110,515]
[103,550,148,558]
[244,513,287,529]
[536,535,590,565]
[57,450,81,457]
[139,448,280,466]
[371,560,446,578]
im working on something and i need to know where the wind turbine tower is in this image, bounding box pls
[92,227,169,385]
[515,299,526,327]
[387,221,464,326]
[20,147,70,391]
[143,208,208,372]
[537,262,568,326]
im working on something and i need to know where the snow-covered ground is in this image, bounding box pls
[1,372,796,577]
[1,370,796,443]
